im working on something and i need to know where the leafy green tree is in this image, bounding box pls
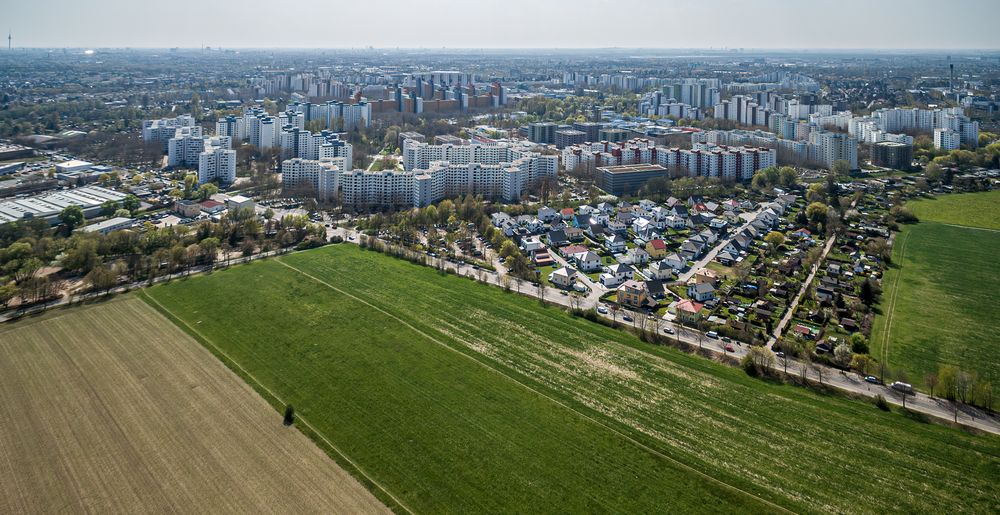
[196,183,219,201]
[764,231,785,248]
[59,205,85,234]
[805,202,828,225]
[121,194,141,214]
[859,278,878,309]
[100,200,121,217]
[831,159,851,177]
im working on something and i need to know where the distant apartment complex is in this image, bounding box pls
[277,138,557,208]
[562,138,776,181]
[142,115,196,150]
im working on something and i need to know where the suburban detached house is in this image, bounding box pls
[564,226,585,242]
[673,299,704,324]
[600,263,634,288]
[605,233,627,253]
[560,207,575,220]
[597,201,616,214]
[694,267,719,285]
[547,229,569,248]
[525,218,546,234]
[549,266,578,289]
[491,212,513,228]
[606,220,629,237]
[662,253,687,272]
[646,238,668,259]
[698,229,718,245]
[617,279,652,308]
[687,281,716,302]
[646,260,675,281]
[716,250,738,266]
[573,251,602,272]
[622,246,649,266]
[520,236,545,254]
[680,240,703,260]
[537,206,558,222]
[533,250,555,267]
[663,215,687,229]
[559,244,588,257]
[632,217,655,239]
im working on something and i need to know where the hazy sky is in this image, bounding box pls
[6,0,1000,49]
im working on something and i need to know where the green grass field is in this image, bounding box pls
[871,191,1000,388]
[908,190,1000,230]
[144,245,1000,513]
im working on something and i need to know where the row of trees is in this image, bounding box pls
[0,207,326,312]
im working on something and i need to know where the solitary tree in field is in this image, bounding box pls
[283,405,295,426]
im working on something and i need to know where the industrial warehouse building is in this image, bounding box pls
[0,186,127,224]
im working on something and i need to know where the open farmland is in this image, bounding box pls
[144,245,1000,514]
[0,297,389,514]
[872,191,1000,388]
[907,190,1000,230]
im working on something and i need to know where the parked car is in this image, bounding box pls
[706,331,719,339]
[864,375,881,385]
[662,326,675,334]
[775,351,785,358]
[724,344,735,352]
[597,306,608,314]
[622,314,634,322]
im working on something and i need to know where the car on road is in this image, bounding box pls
[662,326,674,334]
[721,336,732,343]
[596,306,608,314]
[890,381,914,394]
[724,344,735,352]
[706,331,719,339]
[775,351,785,358]
[864,375,881,385]
[622,314,633,322]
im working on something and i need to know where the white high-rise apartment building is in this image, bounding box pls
[934,128,962,150]
[167,127,215,167]
[873,107,978,147]
[143,114,197,150]
[402,139,547,171]
[808,131,858,170]
[281,157,344,201]
[277,128,353,165]
[562,138,775,180]
[250,116,278,149]
[198,141,236,184]
[216,115,247,141]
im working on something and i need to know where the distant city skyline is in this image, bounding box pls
[5,0,1000,50]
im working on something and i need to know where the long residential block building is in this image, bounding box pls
[563,139,776,181]
[283,138,558,209]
